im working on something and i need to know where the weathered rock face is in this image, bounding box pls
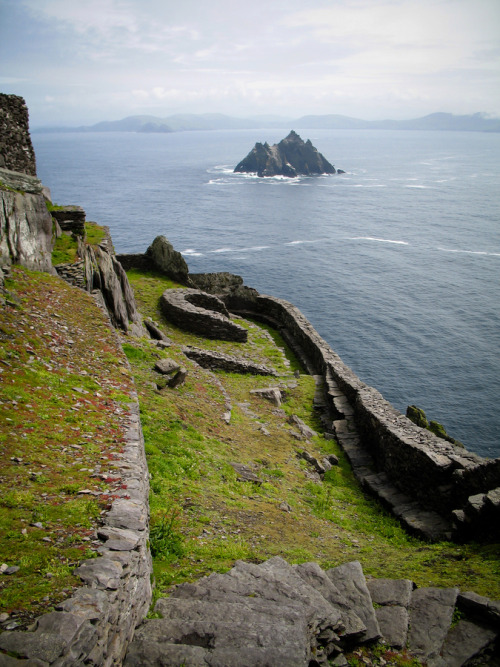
[145,235,190,284]
[0,169,55,274]
[85,244,145,335]
[234,130,336,177]
[125,556,500,666]
[0,93,37,176]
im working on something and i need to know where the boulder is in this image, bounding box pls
[154,358,180,375]
[234,131,336,178]
[145,235,190,284]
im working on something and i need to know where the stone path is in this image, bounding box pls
[322,370,453,542]
[125,556,499,666]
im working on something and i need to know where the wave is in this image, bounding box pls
[348,236,409,246]
[209,245,270,254]
[405,184,431,189]
[438,247,500,257]
[181,248,204,257]
[285,239,321,246]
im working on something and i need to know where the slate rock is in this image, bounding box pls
[326,561,381,643]
[432,618,497,667]
[294,561,366,643]
[106,498,147,531]
[229,462,263,485]
[97,526,141,551]
[145,235,190,284]
[458,590,500,624]
[168,367,188,388]
[374,606,409,649]
[407,587,458,661]
[73,557,123,590]
[56,588,109,621]
[0,611,84,663]
[144,318,171,343]
[366,578,413,607]
[250,387,282,406]
[289,414,317,439]
[154,358,180,375]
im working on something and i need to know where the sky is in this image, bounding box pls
[1,0,499,127]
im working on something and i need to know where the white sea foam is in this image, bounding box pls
[438,247,500,257]
[209,245,269,254]
[182,248,203,257]
[348,236,409,245]
[285,240,320,245]
[405,184,430,189]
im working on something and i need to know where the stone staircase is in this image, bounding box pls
[124,557,499,666]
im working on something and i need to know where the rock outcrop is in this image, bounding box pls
[234,130,336,177]
[125,556,500,666]
[145,235,190,284]
[0,167,55,274]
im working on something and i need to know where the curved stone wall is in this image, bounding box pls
[160,288,248,342]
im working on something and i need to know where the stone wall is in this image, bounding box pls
[0,94,37,176]
[228,292,500,540]
[160,288,248,342]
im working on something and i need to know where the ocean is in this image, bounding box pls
[32,128,500,458]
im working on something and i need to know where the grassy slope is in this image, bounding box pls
[1,263,499,641]
[125,268,500,604]
[0,267,134,627]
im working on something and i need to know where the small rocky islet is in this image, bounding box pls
[234,130,343,178]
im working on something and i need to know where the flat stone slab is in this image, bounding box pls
[366,578,413,607]
[374,605,409,649]
[0,611,84,663]
[407,587,458,661]
[73,557,123,590]
[97,526,141,551]
[432,618,497,667]
[125,640,308,667]
[326,561,381,643]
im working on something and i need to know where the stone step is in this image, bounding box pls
[125,609,311,666]
[366,578,414,649]
[407,586,458,663]
[126,559,500,666]
[125,640,309,667]
[325,561,381,643]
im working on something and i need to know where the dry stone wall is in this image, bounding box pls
[0,94,37,176]
[228,292,500,541]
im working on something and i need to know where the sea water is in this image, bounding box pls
[32,129,500,458]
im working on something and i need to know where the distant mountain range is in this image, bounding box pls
[33,111,500,134]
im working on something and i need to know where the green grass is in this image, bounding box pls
[0,266,136,623]
[85,222,107,246]
[51,232,78,264]
[124,269,500,602]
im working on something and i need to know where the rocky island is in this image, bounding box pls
[234,130,337,177]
